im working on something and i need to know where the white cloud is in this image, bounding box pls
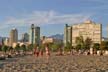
[2,10,91,28]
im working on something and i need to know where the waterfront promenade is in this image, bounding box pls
[0,53,108,72]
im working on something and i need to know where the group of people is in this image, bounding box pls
[33,46,50,58]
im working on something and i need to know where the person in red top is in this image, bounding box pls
[36,46,39,57]
[33,46,39,57]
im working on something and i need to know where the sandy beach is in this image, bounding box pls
[0,54,108,72]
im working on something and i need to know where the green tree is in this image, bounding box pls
[105,41,108,50]
[64,42,72,52]
[75,36,85,51]
[8,46,13,51]
[75,36,92,52]
[20,44,26,51]
[100,41,108,50]
[2,45,8,53]
[100,41,105,50]
[93,43,100,50]
[15,44,20,51]
[50,43,59,52]
[0,45,2,51]
[76,44,81,51]
[27,44,33,51]
[84,37,92,50]
[75,36,84,45]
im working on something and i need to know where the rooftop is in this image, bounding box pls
[84,20,93,24]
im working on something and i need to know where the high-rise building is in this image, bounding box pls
[64,24,72,46]
[21,33,29,42]
[29,24,40,45]
[9,28,18,46]
[64,20,102,46]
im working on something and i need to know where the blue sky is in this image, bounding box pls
[0,0,107,39]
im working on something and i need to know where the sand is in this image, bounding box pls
[0,54,108,72]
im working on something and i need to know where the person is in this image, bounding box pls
[33,47,36,57]
[36,46,39,57]
[45,46,50,57]
[45,45,50,63]
[39,48,43,57]
[58,47,63,56]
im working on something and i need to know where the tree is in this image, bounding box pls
[15,44,20,51]
[26,44,33,51]
[50,43,62,52]
[8,46,13,51]
[75,36,85,51]
[75,36,84,45]
[84,37,92,50]
[76,44,81,51]
[2,45,8,53]
[100,41,108,50]
[75,36,92,52]
[64,42,72,52]
[0,45,2,51]
[93,43,100,51]
[105,41,108,50]
[20,44,26,51]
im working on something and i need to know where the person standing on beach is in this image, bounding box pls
[39,48,43,57]
[33,46,39,57]
[45,46,50,57]
[36,46,39,57]
[33,47,36,57]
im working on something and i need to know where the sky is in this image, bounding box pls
[0,0,107,39]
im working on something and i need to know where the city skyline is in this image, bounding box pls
[0,0,107,38]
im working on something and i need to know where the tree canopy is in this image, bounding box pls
[75,36,92,51]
